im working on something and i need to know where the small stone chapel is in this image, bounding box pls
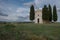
[34,9,43,24]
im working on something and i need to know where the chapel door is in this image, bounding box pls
[37,18,39,23]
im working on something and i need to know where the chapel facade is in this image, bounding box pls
[34,9,43,24]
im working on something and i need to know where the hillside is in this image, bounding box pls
[0,23,60,40]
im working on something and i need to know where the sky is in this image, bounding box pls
[0,0,60,22]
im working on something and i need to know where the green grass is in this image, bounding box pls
[14,23,60,40]
[0,23,60,40]
[16,24,60,34]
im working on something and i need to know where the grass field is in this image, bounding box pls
[0,23,60,40]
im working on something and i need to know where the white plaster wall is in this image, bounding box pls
[35,10,43,24]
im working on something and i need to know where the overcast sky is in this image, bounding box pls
[0,0,60,22]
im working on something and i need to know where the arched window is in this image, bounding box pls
[38,15,39,16]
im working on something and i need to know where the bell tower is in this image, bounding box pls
[34,9,43,24]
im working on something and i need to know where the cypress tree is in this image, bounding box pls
[30,5,35,21]
[42,5,49,21]
[42,7,44,20]
[53,5,57,22]
[48,4,52,22]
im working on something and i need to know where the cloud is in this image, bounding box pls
[0,13,8,16]
[16,7,29,17]
[0,0,60,22]
[54,0,60,8]
[22,0,59,8]
[17,15,30,22]
[16,7,29,13]
[0,0,30,22]
[15,7,30,22]
[23,2,34,7]
[0,16,7,20]
[23,0,51,8]
[0,2,17,21]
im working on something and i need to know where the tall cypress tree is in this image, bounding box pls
[42,7,44,20]
[53,5,57,22]
[42,5,49,21]
[48,4,52,22]
[30,5,35,21]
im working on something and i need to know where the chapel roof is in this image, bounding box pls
[35,9,42,13]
